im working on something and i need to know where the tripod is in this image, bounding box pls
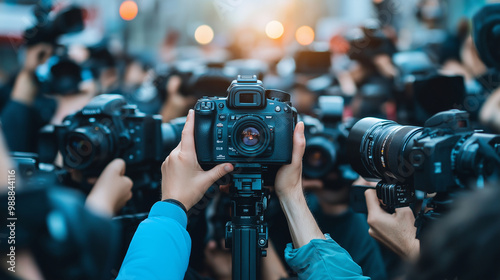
[225,164,269,280]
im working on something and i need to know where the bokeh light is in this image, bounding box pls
[194,25,214,45]
[265,20,284,39]
[295,25,315,45]
[119,1,138,21]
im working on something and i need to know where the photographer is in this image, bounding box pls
[118,110,369,279]
[1,43,54,152]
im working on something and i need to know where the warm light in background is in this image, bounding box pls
[265,20,284,39]
[194,25,214,45]
[119,1,138,21]
[295,25,315,45]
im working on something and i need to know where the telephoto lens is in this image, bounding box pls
[347,110,500,193]
[347,117,421,184]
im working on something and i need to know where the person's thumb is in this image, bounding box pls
[103,158,127,176]
[204,163,234,186]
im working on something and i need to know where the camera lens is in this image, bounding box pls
[63,125,113,169]
[347,118,421,183]
[303,137,337,178]
[232,116,270,157]
[241,127,260,146]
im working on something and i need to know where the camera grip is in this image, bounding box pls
[194,103,215,163]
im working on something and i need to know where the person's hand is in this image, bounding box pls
[160,75,196,122]
[11,43,53,105]
[274,122,306,199]
[480,87,500,132]
[274,122,325,248]
[161,109,234,210]
[365,189,420,260]
[85,159,133,216]
[23,43,53,72]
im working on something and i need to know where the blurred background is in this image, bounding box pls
[1,1,500,279]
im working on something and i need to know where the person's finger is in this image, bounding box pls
[291,122,306,165]
[204,163,234,187]
[365,188,384,216]
[394,207,415,221]
[180,109,195,153]
[122,176,134,190]
[105,158,126,176]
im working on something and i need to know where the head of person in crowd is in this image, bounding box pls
[408,185,500,280]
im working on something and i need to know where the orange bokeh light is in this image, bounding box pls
[120,1,138,21]
[295,25,315,46]
[194,25,214,45]
[265,20,284,39]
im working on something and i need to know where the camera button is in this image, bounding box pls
[275,106,281,112]
[284,107,290,113]
[230,115,236,120]
[218,103,224,109]
[218,114,227,121]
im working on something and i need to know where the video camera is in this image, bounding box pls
[347,110,500,211]
[24,5,84,46]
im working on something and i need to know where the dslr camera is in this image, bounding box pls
[41,94,182,176]
[194,75,296,166]
[347,110,500,210]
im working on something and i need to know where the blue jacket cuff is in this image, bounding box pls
[149,201,188,228]
[285,234,366,278]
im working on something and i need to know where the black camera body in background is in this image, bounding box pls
[24,5,84,46]
[348,110,500,209]
[194,75,297,167]
[46,95,165,175]
[301,96,357,187]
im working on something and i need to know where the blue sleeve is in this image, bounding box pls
[285,234,371,280]
[117,202,191,280]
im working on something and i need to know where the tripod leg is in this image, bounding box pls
[232,226,258,280]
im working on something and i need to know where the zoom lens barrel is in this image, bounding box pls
[63,125,113,170]
[231,116,270,157]
[347,118,421,183]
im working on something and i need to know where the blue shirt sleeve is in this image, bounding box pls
[285,234,371,280]
[117,201,191,280]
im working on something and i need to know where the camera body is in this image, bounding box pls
[24,5,84,46]
[348,110,500,194]
[302,96,346,178]
[51,94,164,174]
[194,75,296,165]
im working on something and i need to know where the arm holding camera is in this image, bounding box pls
[275,122,369,279]
[1,43,53,152]
[365,189,420,260]
[117,110,233,279]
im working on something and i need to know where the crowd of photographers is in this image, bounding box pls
[1,1,500,279]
